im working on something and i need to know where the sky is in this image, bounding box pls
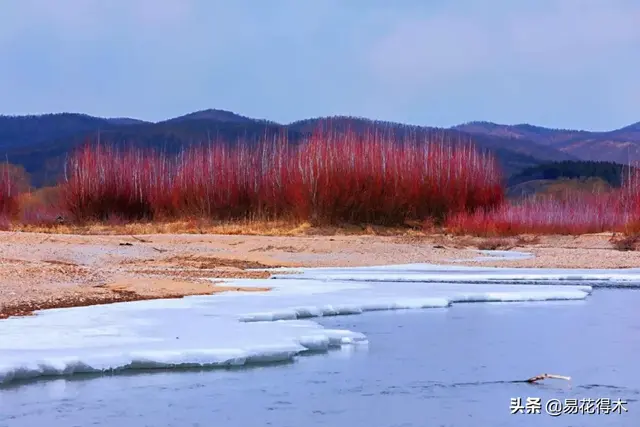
[1,0,639,131]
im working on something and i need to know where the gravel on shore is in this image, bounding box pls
[1,231,638,319]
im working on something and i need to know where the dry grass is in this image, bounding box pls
[11,219,311,236]
[11,220,289,236]
[10,218,437,237]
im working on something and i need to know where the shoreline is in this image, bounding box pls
[1,230,639,319]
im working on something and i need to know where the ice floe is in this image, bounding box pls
[270,263,640,287]
[450,249,535,262]
[3,259,637,386]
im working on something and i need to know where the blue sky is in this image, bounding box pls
[1,0,639,130]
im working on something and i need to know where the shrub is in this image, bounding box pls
[18,188,66,228]
[0,165,18,219]
[611,234,640,251]
[445,190,637,236]
[59,130,504,226]
[476,238,513,251]
[60,144,170,222]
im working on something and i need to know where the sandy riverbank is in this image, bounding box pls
[1,230,638,318]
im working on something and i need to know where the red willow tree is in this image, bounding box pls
[60,129,504,226]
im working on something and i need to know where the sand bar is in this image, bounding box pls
[1,230,638,318]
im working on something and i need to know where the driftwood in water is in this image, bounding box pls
[525,373,571,383]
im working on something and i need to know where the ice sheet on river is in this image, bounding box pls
[0,261,615,386]
[269,263,640,287]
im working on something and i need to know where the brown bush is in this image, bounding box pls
[611,234,640,252]
[476,238,513,251]
[515,235,541,246]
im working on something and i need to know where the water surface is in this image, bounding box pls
[1,288,638,427]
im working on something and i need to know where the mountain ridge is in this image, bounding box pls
[453,120,640,164]
[1,109,637,187]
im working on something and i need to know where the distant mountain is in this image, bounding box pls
[0,113,110,150]
[453,121,640,164]
[160,109,272,125]
[614,121,640,132]
[453,121,591,145]
[105,117,150,126]
[1,110,302,187]
[1,109,636,188]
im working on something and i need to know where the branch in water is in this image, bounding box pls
[526,373,571,383]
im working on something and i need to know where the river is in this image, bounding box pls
[1,282,638,426]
